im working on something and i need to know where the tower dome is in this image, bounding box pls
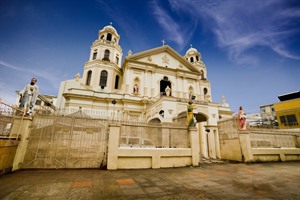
[98,23,120,44]
[102,24,118,35]
[186,47,198,54]
[184,46,202,64]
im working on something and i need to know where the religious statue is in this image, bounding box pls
[238,106,246,130]
[133,84,138,94]
[19,78,39,116]
[75,73,81,81]
[165,86,171,96]
[187,100,195,127]
[128,50,132,56]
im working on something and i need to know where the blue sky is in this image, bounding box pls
[0,0,299,114]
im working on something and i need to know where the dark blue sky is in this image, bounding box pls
[1,0,299,114]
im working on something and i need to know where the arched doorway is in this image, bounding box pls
[160,76,171,96]
[148,118,161,124]
[194,113,208,123]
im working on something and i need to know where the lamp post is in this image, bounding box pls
[112,100,116,120]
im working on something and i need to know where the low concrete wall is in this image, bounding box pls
[219,138,243,162]
[0,140,19,175]
[117,148,192,169]
[107,124,199,170]
[219,118,300,162]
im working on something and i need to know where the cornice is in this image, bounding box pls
[91,40,123,53]
[122,45,200,73]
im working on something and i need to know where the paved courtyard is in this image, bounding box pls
[0,161,299,199]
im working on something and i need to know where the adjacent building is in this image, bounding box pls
[274,91,300,129]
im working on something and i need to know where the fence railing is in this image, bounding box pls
[119,123,190,148]
[0,99,25,139]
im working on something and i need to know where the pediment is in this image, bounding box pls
[123,46,200,73]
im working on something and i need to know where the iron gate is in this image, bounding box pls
[22,115,109,169]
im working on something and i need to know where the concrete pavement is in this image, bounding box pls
[0,161,299,199]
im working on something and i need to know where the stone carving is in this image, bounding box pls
[165,86,171,96]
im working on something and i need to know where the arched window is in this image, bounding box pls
[196,56,199,61]
[103,50,110,61]
[99,70,108,89]
[133,78,140,94]
[200,70,205,80]
[86,70,92,85]
[100,35,104,40]
[190,57,194,62]
[160,76,171,96]
[93,51,97,60]
[189,86,194,99]
[114,75,119,89]
[106,33,112,41]
[203,88,208,95]
[116,54,119,65]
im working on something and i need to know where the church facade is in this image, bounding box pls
[56,24,233,159]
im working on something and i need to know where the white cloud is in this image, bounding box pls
[0,60,61,89]
[168,0,300,64]
[151,1,184,46]
[150,1,197,50]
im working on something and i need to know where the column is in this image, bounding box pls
[189,126,200,166]
[107,124,121,170]
[11,117,33,171]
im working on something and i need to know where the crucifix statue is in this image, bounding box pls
[161,39,166,46]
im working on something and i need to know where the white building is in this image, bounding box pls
[56,24,233,159]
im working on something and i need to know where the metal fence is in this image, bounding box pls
[22,115,109,169]
[0,99,25,138]
[120,123,190,148]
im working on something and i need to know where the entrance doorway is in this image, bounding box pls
[160,76,171,96]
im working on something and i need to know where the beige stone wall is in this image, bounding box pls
[107,124,199,170]
[218,118,300,162]
[0,140,19,175]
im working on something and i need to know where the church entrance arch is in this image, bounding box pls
[194,112,208,123]
[160,76,171,96]
[176,111,208,124]
[148,118,161,124]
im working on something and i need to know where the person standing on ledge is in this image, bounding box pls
[238,106,246,130]
[187,100,195,127]
[19,78,39,116]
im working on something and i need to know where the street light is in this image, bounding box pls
[112,100,116,120]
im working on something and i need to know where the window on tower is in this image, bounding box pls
[190,57,194,62]
[107,33,112,41]
[116,55,119,65]
[93,52,97,60]
[203,88,208,95]
[86,70,92,85]
[100,70,108,89]
[115,75,119,89]
[103,50,110,61]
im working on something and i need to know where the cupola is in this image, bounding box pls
[98,22,120,45]
[184,46,202,64]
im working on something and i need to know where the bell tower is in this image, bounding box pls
[82,23,123,91]
[89,22,122,67]
[184,46,212,102]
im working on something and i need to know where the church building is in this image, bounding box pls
[56,23,233,159]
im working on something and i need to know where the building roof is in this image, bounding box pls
[278,91,300,101]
